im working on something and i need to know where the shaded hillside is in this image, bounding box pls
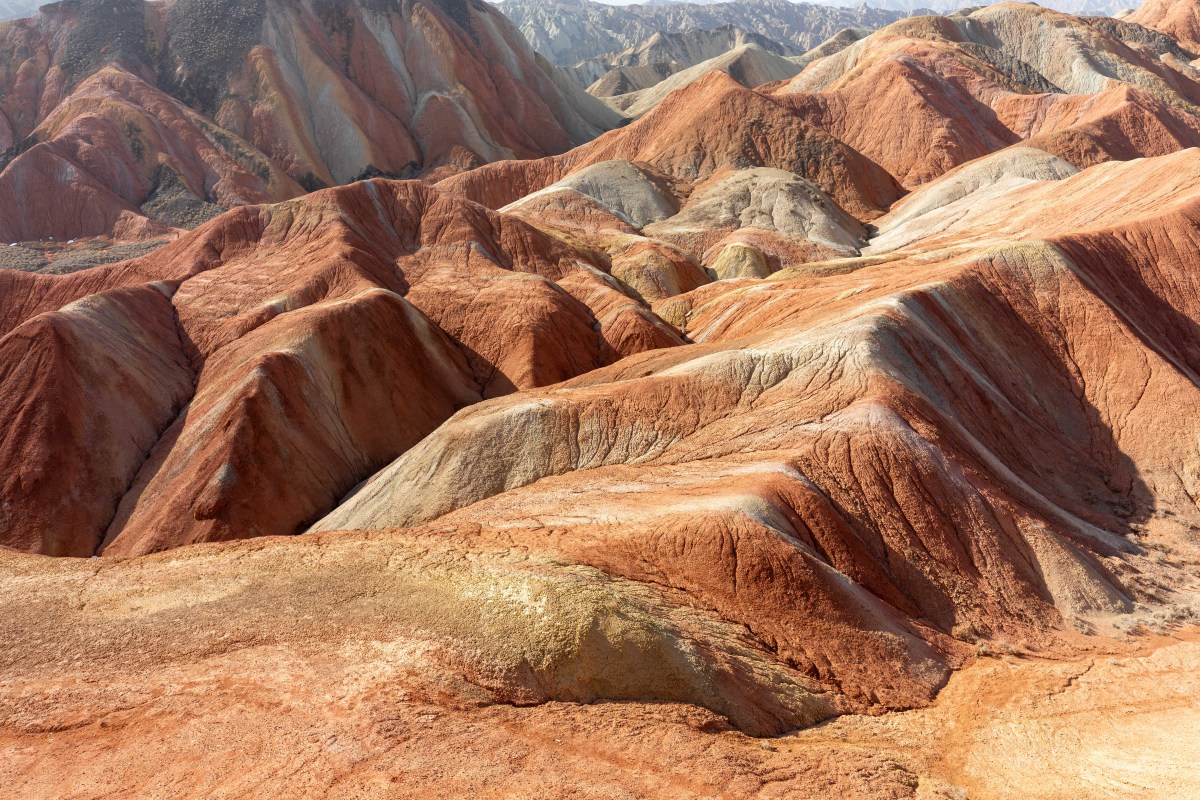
[0,0,619,242]
[2,1,1200,797]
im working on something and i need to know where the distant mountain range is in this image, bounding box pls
[1,0,1142,26]
[494,0,912,64]
[493,0,1136,68]
[563,23,802,88]
[808,0,1131,12]
[504,0,1133,10]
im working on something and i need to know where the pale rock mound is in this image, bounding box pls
[604,45,804,118]
[503,159,680,228]
[866,146,1080,252]
[585,25,800,96]
[643,167,867,272]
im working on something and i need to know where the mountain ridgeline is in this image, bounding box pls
[495,0,912,64]
[2,0,1200,797]
[0,0,617,242]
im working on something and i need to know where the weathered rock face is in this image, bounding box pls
[1129,0,1200,53]
[0,179,680,558]
[0,284,193,556]
[321,152,1200,716]
[641,167,867,270]
[776,4,1200,186]
[3,0,1200,795]
[440,70,907,219]
[0,0,618,242]
[441,3,1200,226]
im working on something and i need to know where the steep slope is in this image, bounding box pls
[0,65,302,242]
[641,167,867,272]
[9,143,1200,742]
[438,71,906,219]
[448,3,1200,227]
[322,147,1200,721]
[0,0,618,242]
[789,25,872,71]
[1082,13,1199,61]
[0,179,680,558]
[863,146,1081,252]
[0,284,193,556]
[434,70,904,305]
[1128,0,1200,52]
[585,61,676,97]
[775,4,1200,186]
[4,1,1200,794]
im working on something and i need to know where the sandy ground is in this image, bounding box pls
[786,627,1200,800]
[2,622,1195,799]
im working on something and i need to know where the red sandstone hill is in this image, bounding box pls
[0,0,617,243]
[0,179,679,557]
[774,4,1200,185]
[1130,0,1200,53]
[2,2,1200,797]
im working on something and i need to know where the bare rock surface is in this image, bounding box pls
[643,166,867,272]
[2,535,1196,799]
[2,1,1200,796]
[0,0,618,242]
[503,159,680,228]
[777,4,1200,185]
[583,24,800,97]
[497,0,909,66]
[1129,0,1200,52]
[604,44,804,118]
[0,178,680,557]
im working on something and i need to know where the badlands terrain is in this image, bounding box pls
[2,0,1200,797]
[497,0,908,65]
[0,0,616,244]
